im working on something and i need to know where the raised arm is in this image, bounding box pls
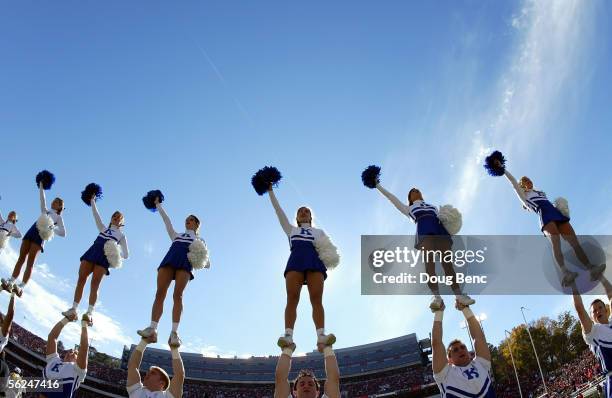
[431,305,447,374]
[90,199,105,233]
[120,236,130,259]
[39,183,47,213]
[323,347,340,398]
[375,184,411,217]
[1,294,15,337]
[268,187,293,235]
[572,284,593,335]
[600,276,612,303]
[168,348,185,398]
[76,321,89,371]
[156,201,177,240]
[273,346,292,398]
[503,170,528,207]
[127,339,148,388]
[46,318,69,356]
[54,215,66,237]
[457,302,490,361]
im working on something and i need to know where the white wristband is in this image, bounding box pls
[60,318,70,326]
[282,347,294,357]
[81,321,89,328]
[434,311,444,322]
[135,340,148,352]
[171,348,180,359]
[462,308,475,319]
[323,346,335,358]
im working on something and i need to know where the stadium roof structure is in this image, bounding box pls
[121,333,427,383]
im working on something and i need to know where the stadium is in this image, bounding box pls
[3,319,442,397]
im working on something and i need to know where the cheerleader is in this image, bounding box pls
[137,191,209,348]
[62,184,129,326]
[0,210,22,251]
[1,171,65,297]
[361,165,474,311]
[485,151,606,287]
[252,166,340,350]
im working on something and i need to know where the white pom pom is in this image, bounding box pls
[36,214,55,241]
[0,230,8,249]
[104,240,123,269]
[554,197,570,218]
[188,239,210,270]
[314,233,340,270]
[438,205,462,235]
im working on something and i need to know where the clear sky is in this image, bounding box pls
[0,0,611,360]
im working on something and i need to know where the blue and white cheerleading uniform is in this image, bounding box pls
[157,204,203,280]
[23,187,66,252]
[376,185,451,248]
[433,356,496,398]
[285,224,328,281]
[42,353,86,398]
[504,171,569,231]
[0,211,22,240]
[23,209,65,253]
[127,383,175,398]
[80,201,129,275]
[584,321,612,397]
[268,189,329,283]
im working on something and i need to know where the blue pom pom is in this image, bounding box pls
[142,190,165,212]
[251,166,282,196]
[35,170,55,190]
[361,165,381,189]
[484,150,506,177]
[81,183,103,206]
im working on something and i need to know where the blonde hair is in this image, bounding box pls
[188,214,201,234]
[52,198,65,215]
[109,211,124,228]
[149,366,170,390]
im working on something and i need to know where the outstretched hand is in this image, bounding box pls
[154,196,160,205]
[455,300,469,311]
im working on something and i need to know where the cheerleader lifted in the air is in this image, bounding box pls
[137,191,209,348]
[62,184,129,326]
[2,171,66,297]
[484,151,606,287]
[252,167,340,350]
[0,209,22,252]
[362,165,475,311]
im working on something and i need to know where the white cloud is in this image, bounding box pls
[0,243,132,356]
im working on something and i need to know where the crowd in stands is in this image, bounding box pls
[495,350,603,398]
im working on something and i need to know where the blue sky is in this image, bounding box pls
[0,0,611,359]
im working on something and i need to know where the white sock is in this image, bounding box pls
[172,322,179,332]
[8,277,15,283]
[87,305,94,315]
[72,302,79,310]
[316,328,325,336]
[150,321,158,330]
[434,294,442,299]
[284,328,293,336]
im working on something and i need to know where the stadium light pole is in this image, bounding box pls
[520,306,548,395]
[504,329,523,398]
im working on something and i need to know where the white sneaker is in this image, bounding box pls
[456,294,476,306]
[590,264,606,281]
[277,334,294,348]
[429,296,444,311]
[562,271,578,287]
[62,308,78,322]
[168,332,182,348]
[317,333,337,347]
[137,327,158,343]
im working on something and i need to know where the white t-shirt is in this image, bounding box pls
[584,321,612,373]
[433,356,495,397]
[127,383,175,398]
